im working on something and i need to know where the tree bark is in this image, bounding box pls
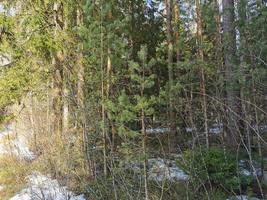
[223,0,239,147]
[100,2,107,177]
[174,2,180,61]
[142,107,149,200]
[52,1,64,137]
[196,0,209,147]
[165,0,176,152]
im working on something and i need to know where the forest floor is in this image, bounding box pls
[0,125,265,200]
[0,126,86,200]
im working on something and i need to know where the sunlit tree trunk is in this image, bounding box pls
[29,91,37,152]
[52,1,64,137]
[98,1,108,178]
[76,3,94,178]
[174,2,180,61]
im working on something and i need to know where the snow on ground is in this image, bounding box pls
[10,172,85,200]
[209,123,223,135]
[0,126,85,200]
[146,128,169,134]
[186,123,223,135]
[148,158,189,182]
[226,195,260,200]
[121,158,189,182]
[12,137,35,160]
[145,123,267,136]
[0,53,12,66]
[239,160,262,178]
[185,127,196,133]
[0,126,35,160]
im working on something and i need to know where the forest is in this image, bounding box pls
[0,0,267,199]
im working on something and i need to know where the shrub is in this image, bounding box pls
[177,146,252,192]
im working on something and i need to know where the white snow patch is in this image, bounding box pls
[186,123,224,135]
[0,53,11,66]
[146,128,169,134]
[12,138,35,160]
[209,123,223,135]
[238,160,262,178]
[121,157,188,182]
[10,172,85,200]
[148,158,189,182]
[226,195,260,200]
[252,124,267,131]
[240,169,252,177]
[0,126,35,160]
[185,127,196,133]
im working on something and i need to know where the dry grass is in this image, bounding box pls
[0,155,32,200]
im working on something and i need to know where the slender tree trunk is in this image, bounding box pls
[238,0,253,159]
[106,8,118,198]
[165,0,176,152]
[101,68,107,178]
[107,43,116,151]
[51,55,64,137]
[141,74,148,200]
[100,3,107,177]
[174,2,180,61]
[214,0,227,145]
[223,0,239,147]
[214,0,223,88]
[29,91,37,152]
[52,1,64,137]
[62,4,70,136]
[142,107,149,200]
[252,77,264,197]
[76,4,94,177]
[196,0,209,147]
[63,88,69,134]
[214,0,222,59]
[139,54,149,200]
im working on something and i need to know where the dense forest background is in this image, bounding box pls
[0,0,267,199]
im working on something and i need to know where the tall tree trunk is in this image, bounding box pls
[238,0,253,159]
[165,0,176,152]
[29,91,37,152]
[174,0,182,142]
[101,61,107,178]
[76,4,94,177]
[196,0,209,147]
[252,77,264,197]
[106,7,118,198]
[214,0,222,59]
[52,1,64,137]
[100,2,107,177]
[142,107,149,200]
[214,0,226,146]
[174,2,180,61]
[141,64,148,200]
[223,0,239,147]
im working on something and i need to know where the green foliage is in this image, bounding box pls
[177,147,252,191]
[115,46,157,138]
[0,0,266,199]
